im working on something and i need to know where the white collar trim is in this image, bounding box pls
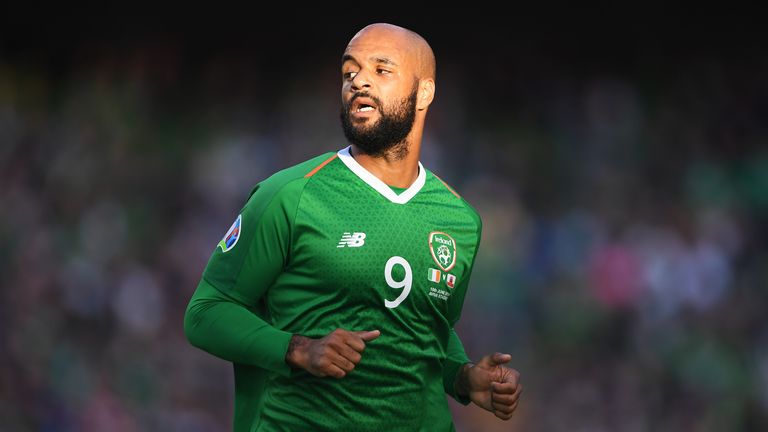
[337,146,426,205]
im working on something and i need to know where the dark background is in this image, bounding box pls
[2,13,767,431]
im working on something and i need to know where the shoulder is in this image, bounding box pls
[244,151,338,207]
[426,169,482,234]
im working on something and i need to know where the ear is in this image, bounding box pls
[416,78,435,111]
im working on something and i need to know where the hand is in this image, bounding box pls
[458,352,522,420]
[285,328,380,378]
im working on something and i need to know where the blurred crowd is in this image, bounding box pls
[1,30,767,431]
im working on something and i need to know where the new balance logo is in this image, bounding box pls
[337,232,366,248]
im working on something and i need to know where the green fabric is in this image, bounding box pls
[388,184,408,193]
[185,149,482,431]
[444,331,472,406]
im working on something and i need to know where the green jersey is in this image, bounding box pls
[185,147,482,431]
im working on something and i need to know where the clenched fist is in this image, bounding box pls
[285,328,381,378]
[457,352,522,420]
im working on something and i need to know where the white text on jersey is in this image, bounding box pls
[337,232,366,248]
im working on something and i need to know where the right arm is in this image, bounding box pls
[183,180,299,376]
[184,277,294,375]
[183,178,377,378]
[184,280,379,378]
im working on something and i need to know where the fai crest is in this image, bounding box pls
[429,231,457,271]
[218,214,242,252]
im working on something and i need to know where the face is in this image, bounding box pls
[340,30,421,156]
[340,81,418,157]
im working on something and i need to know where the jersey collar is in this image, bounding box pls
[337,146,426,205]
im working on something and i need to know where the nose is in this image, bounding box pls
[350,69,371,91]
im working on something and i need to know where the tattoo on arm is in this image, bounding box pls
[454,362,474,397]
[285,334,310,368]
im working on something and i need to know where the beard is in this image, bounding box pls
[340,84,418,159]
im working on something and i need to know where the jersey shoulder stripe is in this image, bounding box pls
[432,173,461,199]
[304,153,339,178]
[427,170,482,236]
[204,151,338,302]
[246,151,337,200]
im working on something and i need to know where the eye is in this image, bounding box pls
[377,68,391,75]
[343,71,358,80]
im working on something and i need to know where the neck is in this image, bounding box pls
[350,139,421,189]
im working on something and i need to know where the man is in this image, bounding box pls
[184,23,522,431]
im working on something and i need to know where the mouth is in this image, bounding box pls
[350,96,378,115]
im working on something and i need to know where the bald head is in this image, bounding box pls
[346,23,436,80]
[340,23,437,158]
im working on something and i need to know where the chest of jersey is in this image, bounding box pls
[265,173,478,338]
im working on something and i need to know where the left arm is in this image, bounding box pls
[442,328,472,405]
[454,352,522,421]
[440,325,522,420]
[441,207,522,419]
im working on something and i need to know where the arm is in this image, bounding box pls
[184,278,293,375]
[443,328,472,405]
[184,177,379,379]
[283,329,381,378]
[442,213,481,404]
[183,180,300,374]
[185,232,381,380]
[442,208,522,419]
[441,325,523,421]
[454,352,522,421]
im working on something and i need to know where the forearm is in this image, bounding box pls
[453,362,474,399]
[184,278,293,376]
[443,328,472,404]
[285,334,311,369]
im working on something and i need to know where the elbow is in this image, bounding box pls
[183,300,203,349]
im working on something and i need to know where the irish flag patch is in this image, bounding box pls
[428,268,441,283]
